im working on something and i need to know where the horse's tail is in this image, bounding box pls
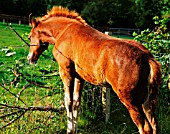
[149,58,161,111]
[142,58,162,134]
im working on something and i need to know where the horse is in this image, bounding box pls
[27,6,161,134]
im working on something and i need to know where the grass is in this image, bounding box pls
[112,34,134,39]
[0,22,170,134]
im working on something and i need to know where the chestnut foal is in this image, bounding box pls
[27,6,161,134]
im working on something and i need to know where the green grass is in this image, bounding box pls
[0,22,170,134]
[112,34,134,39]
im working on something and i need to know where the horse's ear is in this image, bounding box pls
[29,13,38,27]
[30,19,39,27]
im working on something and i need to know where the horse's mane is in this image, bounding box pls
[38,6,87,25]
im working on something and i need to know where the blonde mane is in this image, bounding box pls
[38,6,87,25]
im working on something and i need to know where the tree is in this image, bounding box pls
[13,0,47,16]
[0,0,16,15]
[81,0,136,29]
[133,0,167,28]
[0,0,169,29]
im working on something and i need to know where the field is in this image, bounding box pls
[0,22,170,134]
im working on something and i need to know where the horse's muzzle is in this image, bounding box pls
[27,52,37,64]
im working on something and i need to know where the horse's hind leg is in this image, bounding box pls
[142,92,158,134]
[117,91,152,134]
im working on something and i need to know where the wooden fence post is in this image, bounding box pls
[19,20,21,25]
[102,31,111,123]
[102,87,110,123]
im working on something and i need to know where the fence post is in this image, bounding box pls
[102,87,110,123]
[19,20,21,25]
[103,31,111,123]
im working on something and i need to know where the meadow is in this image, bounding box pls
[0,22,169,134]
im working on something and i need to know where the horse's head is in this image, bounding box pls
[27,18,49,64]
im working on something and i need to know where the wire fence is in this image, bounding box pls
[0,23,169,134]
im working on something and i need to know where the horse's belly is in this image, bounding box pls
[75,65,106,86]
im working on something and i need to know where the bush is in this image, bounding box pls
[133,16,169,90]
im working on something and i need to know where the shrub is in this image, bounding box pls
[133,16,169,91]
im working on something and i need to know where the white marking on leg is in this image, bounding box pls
[73,94,79,133]
[73,78,82,134]
[67,112,74,133]
[65,92,74,133]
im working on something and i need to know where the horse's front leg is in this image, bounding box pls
[73,78,84,133]
[59,66,75,134]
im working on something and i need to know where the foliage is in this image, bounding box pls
[81,0,135,28]
[134,15,169,88]
[133,0,164,28]
[133,16,170,53]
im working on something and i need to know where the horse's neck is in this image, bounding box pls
[45,19,72,41]
[55,22,73,41]
[40,19,71,44]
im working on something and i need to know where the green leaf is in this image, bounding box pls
[153,16,159,20]
[132,32,137,37]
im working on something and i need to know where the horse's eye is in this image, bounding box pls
[28,35,31,40]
